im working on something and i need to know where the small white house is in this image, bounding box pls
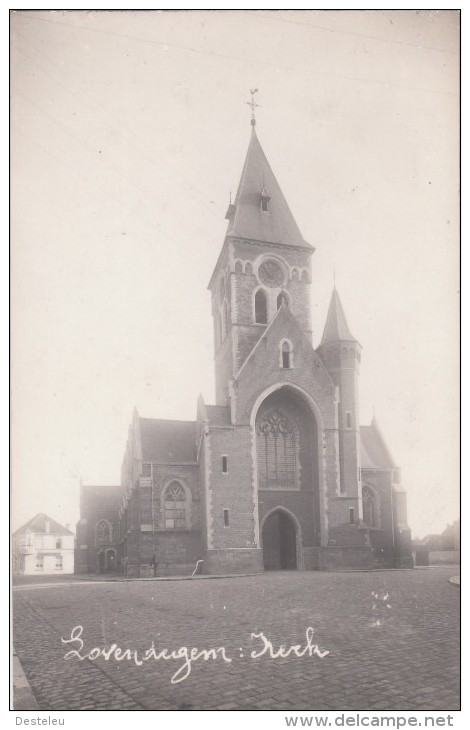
[13,513,75,575]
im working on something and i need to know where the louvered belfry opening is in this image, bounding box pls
[255,289,268,324]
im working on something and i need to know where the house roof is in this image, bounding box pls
[226,129,311,249]
[360,418,396,470]
[140,418,197,463]
[321,287,356,345]
[14,513,74,536]
[206,405,232,427]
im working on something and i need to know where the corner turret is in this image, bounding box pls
[318,288,362,519]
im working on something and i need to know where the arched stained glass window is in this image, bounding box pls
[257,409,299,490]
[164,481,187,530]
[362,486,377,528]
[96,520,112,546]
[255,289,268,324]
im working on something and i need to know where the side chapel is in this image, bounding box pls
[75,109,413,577]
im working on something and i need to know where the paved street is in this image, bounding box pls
[13,568,459,711]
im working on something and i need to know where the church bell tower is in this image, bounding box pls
[208,96,315,406]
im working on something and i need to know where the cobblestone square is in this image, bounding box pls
[13,568,459,711]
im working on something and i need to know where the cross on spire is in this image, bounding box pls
[245,88,260,127]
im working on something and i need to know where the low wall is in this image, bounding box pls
[204,548,263,575]
[429,550,460,565]
[318,546,378,571]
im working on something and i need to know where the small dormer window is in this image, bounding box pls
[260,185,271,212]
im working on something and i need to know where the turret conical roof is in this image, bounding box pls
[321,287,356,344]
[226,129,311,249]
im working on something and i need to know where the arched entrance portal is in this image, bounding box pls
[262,510,298,570]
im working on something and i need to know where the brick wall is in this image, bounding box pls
[234,307,336,427]
[123,463,202,573]
[206,425,257,549]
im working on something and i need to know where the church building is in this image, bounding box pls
[75,112,413,577]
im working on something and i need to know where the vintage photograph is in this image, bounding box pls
[11,9,460,714]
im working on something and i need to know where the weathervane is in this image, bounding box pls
[245,88,260,127]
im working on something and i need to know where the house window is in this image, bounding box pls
[223,509,230,527]
[261,198,268,212]
[281,340,293,369]
[142,463,152,478]
[55,538,62,549]
[257,409,299,490]
[55,556,63,570]
[164,481,187,530]
[358,467,362,482]
[254,289,268,324]
[277,292,289,310]
[96,520,112,546]
[35,555,44,570]
[349,508,355,524]
[222,455,228,473]
[346,411,352,428]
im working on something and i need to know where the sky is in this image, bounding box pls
[11,9,459,538]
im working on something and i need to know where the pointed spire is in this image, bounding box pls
[226,130,311,249]
[321,287,356,344]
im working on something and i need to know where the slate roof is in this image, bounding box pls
[140,418,197,463]
[206,405,232,427]
[81,485,122,508]
[360,419,397,470]
[226,129,311,249]
[321,287,356,344]
[14,513,74,536]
